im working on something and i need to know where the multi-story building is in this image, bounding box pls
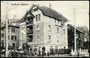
[1,19,19,50]
[18,17,27,48]
[19,5,69,54]
[67,24,84,51]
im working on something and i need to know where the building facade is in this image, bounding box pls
[19,21,27,47]
[67,24,84,51]
[19,5,69,54]
[1,19,19,50]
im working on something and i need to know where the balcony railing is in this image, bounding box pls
[26,20,33,24]
[28,38,33,42]
[27,30,33,34]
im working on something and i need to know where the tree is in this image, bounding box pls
[1,40,5,55]
[77,26,89,49]
[77,26,89,41]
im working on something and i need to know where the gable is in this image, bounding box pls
[19,5,69,23]
[29,5,68,22]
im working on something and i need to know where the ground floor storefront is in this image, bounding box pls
[26,43,71,56]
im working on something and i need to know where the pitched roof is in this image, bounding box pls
[68,24,84,34]
[18,11,34,23]
[36,5,68,22]
[19,5,68,23]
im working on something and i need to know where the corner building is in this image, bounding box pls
[19,5,69,53]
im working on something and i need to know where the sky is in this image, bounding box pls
[1,1,89,29]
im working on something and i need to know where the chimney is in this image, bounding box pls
[49,3,51,9]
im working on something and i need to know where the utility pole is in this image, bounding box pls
[74,8,77,55]
[5,2,8,57]
[49,3,51,23]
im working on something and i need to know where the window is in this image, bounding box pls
[37,35,40,42]
[36,15,38,21]
[11,35,16,40]
[50,46,54,54]
[27,17,30,20]
[27,17,33,23]
[11,28,15,32]
[8,27,10,32]
[76,34,78,38]
[12,43,15,48]
[55,46,58,54]
[1,40,4,45]
[57,40,59,42]
[57,27,59,33]
[50,46,53,49]
[56,20,58,23]
[38,14,40,21]
[8,21,9,24]
[1,33,4,38]
[15,36,17,40]
[61,21,64,25]
[58,20,59,24]
[2,23,3,26]
[11,36,13,40]
[49,35,51,40]
[55,46,58,49]
[48,25,51,31]
[63,29,65,34]
[59,21,61,25]
[36,14,40,21]
[37,35,39,39]
[8,43,10,46]
[55,20,56,23]
[28,36,33,42]
[8,36,9,40]
[1,29,4,31]
[13,21,15,23]
[37,25,40,30]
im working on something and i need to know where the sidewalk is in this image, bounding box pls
[26,54,89,57]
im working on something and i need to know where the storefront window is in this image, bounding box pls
[50,46,54,54]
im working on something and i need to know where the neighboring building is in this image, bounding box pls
[1,19,19,50]
[67,24,84,51]
[18,20,27,48]
[19,5,69,54]
[18,11,30,49]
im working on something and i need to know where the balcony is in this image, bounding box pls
[26,21,33,27]
[28,38,33,42]
[26,20,33,24]
[27,30,33,34]
[27,35,33,42]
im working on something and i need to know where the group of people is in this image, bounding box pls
[8,47,72,57]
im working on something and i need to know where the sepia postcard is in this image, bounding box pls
[1,1,89,57]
